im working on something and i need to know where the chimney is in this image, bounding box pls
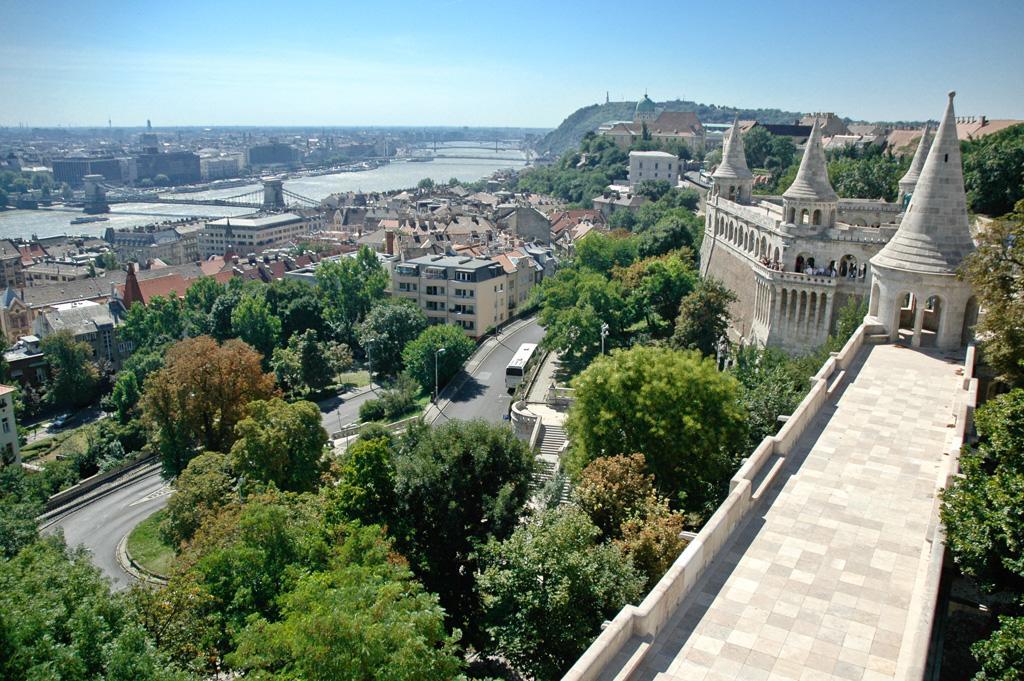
[385,230,395,256]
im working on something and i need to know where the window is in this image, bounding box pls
[426,285,444,296]
[2,418,8,433]
[398,282,418,292]
[455,271,473,282]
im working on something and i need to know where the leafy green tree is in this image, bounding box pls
[230,398,328,493]
[328,435,397,529]
[963,123,1024,217]
[391,420,534,642]
[316,246,388,345]
[744,127,796,171]
[271,329,351,396]
[961,208,1024,385]
[942,389,1024,593]
[231,290,281,362]
[575,231,638,273]
[971,615,1024,680]
[265,278,325,341]
[209,287,242,341]
[826,146,909,202]
[40,330,99,408]
[615,496,687,590]
[161,451,235,548]
[0,468,42,558]
[479,507,644,680]
[615,250,697,336]
[0,537,191,681]
[575,453,660,538]
[730,345,810,451]
[566,346,747,516]
[358,299,428,376]
[401,324,475,396]
[417,177,436,190]
[226,536,464,681]
[122,294,187,350]
[636,179,672,201]
[671,277,736,357]
[636,211,702,259]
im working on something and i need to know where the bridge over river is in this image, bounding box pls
[565,322,978,681]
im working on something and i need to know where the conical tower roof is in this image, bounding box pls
[899,126,932,190]
[713,119,753,181]
[872,92,974,275]
[782,119,837,202]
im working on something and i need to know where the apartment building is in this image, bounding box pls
[392,255,509,338]
[199,213,310,258]
[0,384,21,466]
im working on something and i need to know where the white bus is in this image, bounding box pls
[505,343,539,391]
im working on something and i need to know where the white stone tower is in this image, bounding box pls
[898,126,932,207]
[868,92,976,350]
[782,120,838,228]
[712,119,754,204]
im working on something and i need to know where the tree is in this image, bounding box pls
[0,538,191,681]
[122,294,187,350]
[961,208,1024,385]
[566,346,747,516]
[671,277,736,357]
[963,123,1024,217]
[401,324,475,396]
[315,246,388,345]
[615,250,697,336]
[329,435,397,529]
[616,496,687,590]
[358,299,428,377]
[391,420,535,642]
[227,537,464,681]
[141,337,277,475]
[153,173,171,186]
[161,451,235,548]
[264,278,325,341]
[479,507,644,680]
[40,330,99,408]
[636,179,672,201]
[575,453,659,538]
[0,468,41,559]
[417,177,435,190]
[271,329,351,396]
[231,290,281,362]
[575,231,638,273]
[636,212,702,259]
[971,615,1024,680]
[230,398,329,493]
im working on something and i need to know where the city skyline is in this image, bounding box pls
[1,0,1023,127]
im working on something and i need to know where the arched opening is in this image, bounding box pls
[809,291,818,326]
[812,209,822,225]
[798,291,807,326]
[795,254,805,273]
[773,247,780,266]
[961,296,979,346]
[760,236,767,257]
[800,209,809,225]
[897,292,917,343]
[839,254,858,278]
[788,207,796,223]
[921,295,942,347]
[780,289,788,319]
[806,256,816,271]
[869,283,880,316]
[728,185,736,200]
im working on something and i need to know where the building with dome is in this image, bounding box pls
[601,94,706,155]
[699,94,973,353]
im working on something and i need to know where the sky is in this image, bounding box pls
[1,0,1022,128]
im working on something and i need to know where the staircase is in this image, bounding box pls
[863,317,890,345]
[531,424,572,504]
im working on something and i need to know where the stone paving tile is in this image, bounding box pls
[633,345,960,680]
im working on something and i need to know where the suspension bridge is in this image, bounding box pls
[80,176,320,214]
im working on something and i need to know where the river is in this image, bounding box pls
[0,145,528,241]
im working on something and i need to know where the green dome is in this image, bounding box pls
[635,94,656,115]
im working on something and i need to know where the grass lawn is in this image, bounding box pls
[126,510,175,578]
[20,424,94,464]
[336,369,371,389]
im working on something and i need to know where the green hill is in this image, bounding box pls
[537,99,805,156]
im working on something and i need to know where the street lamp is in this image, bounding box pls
[434,347,446,403]
[365,337,377,392]
[600,322,609,355]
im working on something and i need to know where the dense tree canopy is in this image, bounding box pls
[230,398,329,493]
[566,345,747,516]
[315,246,389,345]
[401,324,475,396]
[671,278,736,357]
[141,336,277,475]
[40,330,99,408]
[358,299,428,376]
[479,507,644,680]
[963,124,1024,217]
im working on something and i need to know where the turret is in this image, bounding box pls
[868,92,977,350]
[782,120,837,228]
[712,119,754,204]
[898,126,932,206]
[634,93,656,123]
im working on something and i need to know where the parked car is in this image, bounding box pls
[49,413,71,430]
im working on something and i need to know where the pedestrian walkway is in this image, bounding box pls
[630,344,964,681]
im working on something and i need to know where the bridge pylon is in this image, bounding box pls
[263,178,285,211]
[82,175,110,214]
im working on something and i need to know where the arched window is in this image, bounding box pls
[788,207,796,223]
[800,209,810,225]
[812,209,821,225]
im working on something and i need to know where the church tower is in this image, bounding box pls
[868,92,977,350]
[712,118,754,204]
[898,126,932,206]
[782,120,838,229]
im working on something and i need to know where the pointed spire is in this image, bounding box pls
[713,118,753,181]
[783,119,837,202]
[872,91,974,274]
[899,125,932,193]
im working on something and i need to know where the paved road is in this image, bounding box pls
[433,318,544,424]
[317,384,381,435]
[46,469,172,590]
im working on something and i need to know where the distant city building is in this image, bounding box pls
[798,112,851,137]
[628,150,679,189]
[134,151,201,185]
[0,240,26,288]
[33,300,132,370]
[602,94,706,155]
[105,222,202,265]
[0,384,19,467]
[52,157,128,187]
[1,288,32,344]
[200,155,242,180]
[199,213,311,258]
[247,142,300,168]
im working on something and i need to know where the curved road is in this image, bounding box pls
[45,469,172,590]
[433,318,544,423]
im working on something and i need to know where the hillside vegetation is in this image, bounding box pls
[537,98,804,156]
